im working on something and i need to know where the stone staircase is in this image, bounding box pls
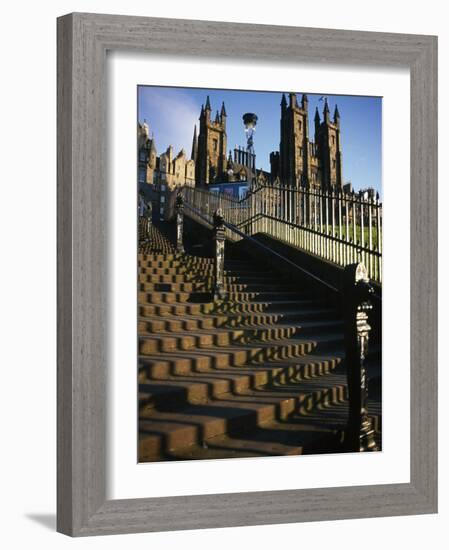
[138,222,381,461]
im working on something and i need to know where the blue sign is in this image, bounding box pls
[208,182,249,200]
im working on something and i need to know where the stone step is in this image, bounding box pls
[140,326,301,353]
[138,371,349,460]
[138,257,253,268]
[140,388,381,462]
[138,266,278,285]
[136,222,381,462]
[138,253,181,262]
[166,431,307,460]
[139,252,252,262]
[137,307,338,333]
[139,350,343,380]
[139,393,297,459]
[139,353,343,403]
[138,266,277,278]
[139,332,343,369]
[171,396,382,461]
[138,281,299,293]
[138,290,307,305]
[139,225,177,254]
[287,399,382,443]
[139,322,296,346]
[138,259,213,270]
[138,320,343,352]
[160,417,345,461]
[139,335,330,357]
[138,273,286,284]
[140,234,173,243]
[138,298,320,317]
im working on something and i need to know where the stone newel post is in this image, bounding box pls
[343,262,378,452]
[212,209,226,301]
[175,191,184,254]
[146,199,152,238]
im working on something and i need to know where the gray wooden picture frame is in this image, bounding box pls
[57,12,438,537]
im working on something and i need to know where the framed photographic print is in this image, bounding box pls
[57,12,437,536]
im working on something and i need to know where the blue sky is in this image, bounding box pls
[138,86,382,193]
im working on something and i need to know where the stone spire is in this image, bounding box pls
[289,93,298,108]
[323,97,330,123]
[334,104,340,127]
[281,93,287,109]
[314,106,321,133]
[301,93,308,109]
[191,124,198,162]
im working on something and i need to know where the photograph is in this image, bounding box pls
[137,86,382,462]
[1,1,441,543]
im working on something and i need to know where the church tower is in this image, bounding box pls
[195,96,228,186]
[279,93,311,187]
[272,93,344,190]
[314,99,343,190]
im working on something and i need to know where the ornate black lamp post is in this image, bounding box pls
[242,113,258,187]
[242,112,258,155]
[343,262,378,452]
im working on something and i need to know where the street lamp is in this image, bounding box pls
[242,113,258,188]
[242,113,258,155]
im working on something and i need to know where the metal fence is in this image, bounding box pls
[182,182,382,283]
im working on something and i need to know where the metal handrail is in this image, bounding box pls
[181,183,382,283]
[183,200,339,295]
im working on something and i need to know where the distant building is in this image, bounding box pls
[358,187,378,201]
[343,182,353,194]
[138,120,158,187]
[271,93,343,190]
[139,92,359,194]
[159,146,195,188]
[137,120,195,190]
[195,96,228,186]
[226,146,253,181]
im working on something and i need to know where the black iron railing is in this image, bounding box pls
[181,183,382,283]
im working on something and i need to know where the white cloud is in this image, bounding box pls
[139,88,199,156]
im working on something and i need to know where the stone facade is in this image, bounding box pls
[195,96,228,186]
[159,146,195,188]
[138,121,158,187]
[138,120,195,190]
[272,93,343,190]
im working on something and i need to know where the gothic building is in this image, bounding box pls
[139,92,345,192]
[158,146,195,188]
[138,120,158,186]
[195,96,228,186]
[138,120,195,189]
[271,93,343,190]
